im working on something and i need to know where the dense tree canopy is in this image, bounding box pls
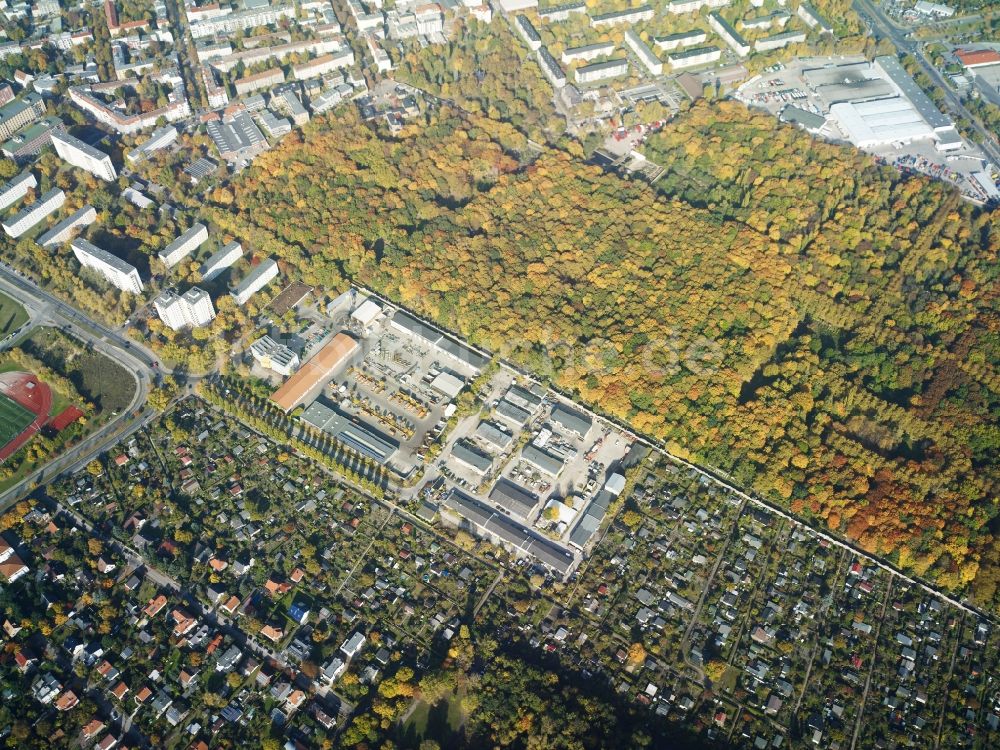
[214,102,999,610]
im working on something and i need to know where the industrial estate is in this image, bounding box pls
[0,0,997,748]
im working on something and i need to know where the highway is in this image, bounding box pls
[853,0,1000,166]
[0,263,156,510]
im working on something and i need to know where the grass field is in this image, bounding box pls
[0,291,28,337]
[22,328,135,413]
[0,393,33,446]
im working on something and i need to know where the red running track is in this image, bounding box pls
[0,371,53,463]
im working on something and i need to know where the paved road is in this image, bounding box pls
[854,0,1000,166]
[0,265,156,510]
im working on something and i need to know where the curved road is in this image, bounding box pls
[0,264,157,511]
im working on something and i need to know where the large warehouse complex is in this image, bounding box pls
[803,57,963,151]
[270,332,359,412]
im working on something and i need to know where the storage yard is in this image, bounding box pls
[735,56,999,203]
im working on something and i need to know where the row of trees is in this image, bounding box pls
[215,101,999,611]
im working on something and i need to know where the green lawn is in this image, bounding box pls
[0,393,33,447]
[401,695,465,746]
[0,291,28,337]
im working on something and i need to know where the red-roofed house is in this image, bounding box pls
[956,49,1000,69]
[144,595,167,618]
[55,690,79,711]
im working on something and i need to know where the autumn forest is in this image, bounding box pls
[208,100,999,613]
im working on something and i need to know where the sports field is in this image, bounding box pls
[0,393,33,447]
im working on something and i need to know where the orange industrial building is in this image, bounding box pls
[270,332,359,412]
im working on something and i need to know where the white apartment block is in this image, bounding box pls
[666,0,729,13]
[189,5,296,39]
[797,2,833,33]
[654,30,708,52]
[0,171,36,212]
[71,238,143,294]
[537,48,567,89]
[709,12,751,57]
[561,42,615,65]
[754,30,806,52]
[249,335,300,376]
[201,240,243,282]
[2,188,64,238]
[292,49,356,80]
[36,204,97,248]
[668,45,722,70]
[159,223,208,269]
[126,125,178,164]
[625,29,663,76]
[590,6,654,29]
[496,0,536,10]
[50,131,117,181]
[537,2,585,22]
[153,287,216,330]
[514,14,541,51]
[231,258,279,305]
[576,59,629,84]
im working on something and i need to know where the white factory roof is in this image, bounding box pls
[350,298,382,326]
[831,97,934,148]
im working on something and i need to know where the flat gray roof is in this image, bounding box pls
[475,420,513,450]
[875,55,951,130]
[37,204,95,247]
[437,337,489,371]
[444,489,575,576]
[52,130,111,163]
[521,443,564,476]
[451,439,493,473]
[391,310,442,345]
[495,400,531,425]
[550,403,593,436]
[301,399,399,464]
[71,237,138,275]
[489,478,538,518]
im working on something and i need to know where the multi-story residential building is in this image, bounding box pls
[536,47,567,89]
[71,237,143,294]
[125,125,178,164]
[159,223,208,269]
[575,58,629,84]
[188,4,296,38]
[1,117,65,163]
[666,0,729,13]
[625,29,663,76]
[590,5,654,28]
[210,38,346,74]
[2,188,64,238]
[36,204,97,248]
[668,45,722,70]
[0,171,37,212]
[537,2,585,22]
[654,30,708,52]
[231,258,279,305]
[153,287,216,330]
[561,41,616,65]
[291,49,356,80]
[0,93,45,140]
[50,130,118,182]
[235,67,285,97]
[709,12,751,57]
[514,14,541,51]
[200,240,243,282]
[0,82,13,106]
[202,66,229,108]
[797,1,833,33]
[68,84,191,135]
[754,29,806,52]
